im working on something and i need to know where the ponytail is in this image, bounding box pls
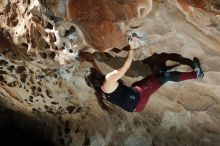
[95,89,112,112]
[85,67,112,112]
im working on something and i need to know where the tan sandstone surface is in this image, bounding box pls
[0,0,220,146]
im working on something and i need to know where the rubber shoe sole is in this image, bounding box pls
[193,57,204,78]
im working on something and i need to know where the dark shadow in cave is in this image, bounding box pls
[0,106,55,146]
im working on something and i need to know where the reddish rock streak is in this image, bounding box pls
[67,0,148,51]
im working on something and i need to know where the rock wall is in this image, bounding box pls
[0,0,220,146]
[67,0,152,51]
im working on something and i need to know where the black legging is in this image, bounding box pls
[142,53,196,74]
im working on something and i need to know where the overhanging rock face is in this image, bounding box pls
[0,0,220,146]
[67,0,152,51]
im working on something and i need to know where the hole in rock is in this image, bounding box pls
[48,33,56,43]
[139,8,146,16]
[83,131,91,146]
[66,106,76,114]
[64,26,76,37]
[21,43,28,49]
[16,66,26,74]
[49,52,56,59]
[0,75,4,81]
[20,74,27,83]
[46,22,53,29]
[213,3,220,10]
[12,19,19,27]
[8,65,15,72]
[43,42,50,49]
[40,52,47,59]
[0,60,8,66]
[38,87,42,92]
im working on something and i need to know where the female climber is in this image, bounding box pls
[85,36,204,112]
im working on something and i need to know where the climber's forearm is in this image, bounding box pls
[118,49,134,74]
[105,49,134,82]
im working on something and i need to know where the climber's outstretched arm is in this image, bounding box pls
[100,36,140,93]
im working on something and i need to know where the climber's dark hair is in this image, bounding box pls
[85,67,111,111]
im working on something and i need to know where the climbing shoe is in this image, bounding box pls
[193,57,204,78]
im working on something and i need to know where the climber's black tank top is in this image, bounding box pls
[103,83,140,112]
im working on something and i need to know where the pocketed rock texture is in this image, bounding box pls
[0,0,220,146]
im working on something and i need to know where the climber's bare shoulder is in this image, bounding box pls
[102,70,120,94]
